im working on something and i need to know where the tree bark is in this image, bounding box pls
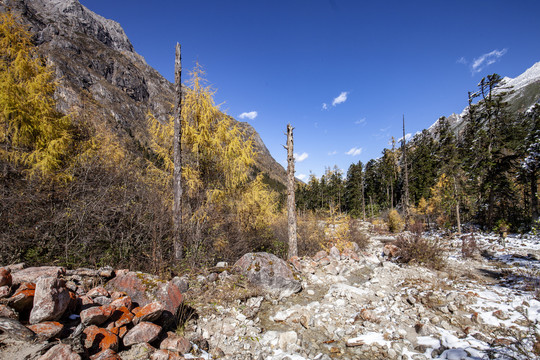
[285,124,298,258]
[173,43,183,261]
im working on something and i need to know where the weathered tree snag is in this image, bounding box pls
[402,115,410,222]
[285,124,298,258]
[173,43,183,261]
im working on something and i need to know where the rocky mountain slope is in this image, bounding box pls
[0,0,287,186]
[429,61,540,134]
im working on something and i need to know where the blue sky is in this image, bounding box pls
[80,0,540,180]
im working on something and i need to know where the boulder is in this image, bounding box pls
[83,325,120,353]
[118,342,156,359]
[133,302,164,324]
[29,277,70,324]
[0,285,10,298]
[105,272,183,315]
[0,304,18,319]
[80,305,110,326]
[151,350,184,360]
[0,317,36,341]
[8,282,35,314]
[233,252,302,298]
[159,332,191,354]
[87,286,109,298]
[110,295,133,310]
[110,306,134,327]
[11,266,66,285]
[123,321,162,346]
[383,244,399,258]
[38,343,81,360]
[27,321,64,340]
[0,267,12,287]
[89,349,122,360]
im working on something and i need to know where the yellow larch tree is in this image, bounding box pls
[147,64,277,262]
[0,12,72,181]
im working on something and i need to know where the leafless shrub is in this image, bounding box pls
[394,233,446,270]
[461,234,478,259]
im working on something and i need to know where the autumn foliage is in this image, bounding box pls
[0,13,280,271]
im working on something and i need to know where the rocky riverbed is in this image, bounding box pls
[1,229,539,360]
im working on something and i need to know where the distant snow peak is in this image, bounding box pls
[239,111,258,120]
[471,48,507,74]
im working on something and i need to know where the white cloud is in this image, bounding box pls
[297,174,307,181]
[457,56,467,65]
[328,150,338,156]
[346,147,362,156]
[294,152,309,162]
[239,111,258,120]
[332,91,349,106]
[322,103,328,110]
[355,118,366,125]
[471,49,507,74]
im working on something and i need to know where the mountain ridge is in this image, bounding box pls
[0,0,288,186]
[428,61,540,134]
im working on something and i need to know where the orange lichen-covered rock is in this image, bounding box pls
[133,302,164,324]
[123,321,162,347]
[110,325,128,339]
[83,325,119,354]
[27,321,64,340]
[8,282,36,314]
[110,295,133,310]
[105,272,183,315]
[0,267,12,287]
[111,306,134,327]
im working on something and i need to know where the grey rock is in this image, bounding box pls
[29,276,70,324]
[233,252,301,298]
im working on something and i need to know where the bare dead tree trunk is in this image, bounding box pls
[532,172,539,222]
[453,177,462,234]
[285,124,298,258]
[361,176,366,221]
[402,115,410,222]
[173,43,183,261]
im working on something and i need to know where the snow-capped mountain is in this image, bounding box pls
[429,61,540,134]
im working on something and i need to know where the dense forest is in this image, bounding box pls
[297,76,540,233]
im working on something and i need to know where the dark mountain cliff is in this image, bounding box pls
[0,0,287,185]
